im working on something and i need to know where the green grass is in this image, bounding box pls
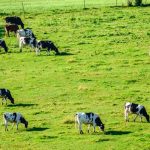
[0,1,150,150]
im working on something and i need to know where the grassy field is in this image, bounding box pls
[0,1,150,150]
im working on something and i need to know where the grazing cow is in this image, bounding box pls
[5,16,24,29]
[0,39,8,53]
[17,29,35,39]
[36,40,60,55]
[3,112,28,131]
[125,102,149,122]
[5,24,19,37]
[0,89,14,105]
[19,37,37,52]
[75,112,104,134]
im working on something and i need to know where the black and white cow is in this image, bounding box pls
[17,29,35,39]
[5,16,24,29]
[0,39,8,53]
[0,89,14,105]
[36,40,60,55]
[75,112,104,134]
[125,102,149,122]
[19,37,37,52]
[3,112,28,131]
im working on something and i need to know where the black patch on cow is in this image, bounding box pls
[5,16,24,28]
[13,112,17,122]
[20,116,28,128]
[130,103,139,113]
[139,106,149,122]
[85,112,94,119]
[95,117,102,126]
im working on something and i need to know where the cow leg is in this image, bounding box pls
[47,48,50,55]
[36,48,40,55]
[16,122,19,130]
[133,114,138,122]
[125,109,129,122]
[87,124,90,133]
[19,41,23,52]
[79,123,83,134]
[4,121,8,131]
[140,116,142,122]
[93,123,96,132]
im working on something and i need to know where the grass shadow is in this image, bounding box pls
[7,103,38,107]
[105,130,132,135]
[0,25,5,39]
[27,127,49,132]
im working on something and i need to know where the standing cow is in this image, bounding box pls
[3,112,28,131]
[124,102,149,122]
[36,40,60,55]
[0,39,8,53]
[0,89,14,105]
[5,24,19,37]
[19,37,37,52]
[75,112,104,134]
[5,16,24,29]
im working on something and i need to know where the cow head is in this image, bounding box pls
[95,117,105,132]
[25,121,28,128]
[20,117,28,128]
[99,123,105,131]
[51,43,60,55]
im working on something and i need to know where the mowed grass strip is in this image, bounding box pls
[0,2,150,150]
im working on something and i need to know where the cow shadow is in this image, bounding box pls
[105,130,132,135]
[59,51,74,56]
[27,127,49,132]
[7,103,38,107]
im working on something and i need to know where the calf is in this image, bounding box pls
[75,112,104,134]
[5,24,19,37]
[17,29,35,39]
[5,16,24,29]
[0,89,14,105]
[3,112,28,131]
[36,40,60,55]
[19,37,37,52]
[125,102,149,122]
[0,39,8,53]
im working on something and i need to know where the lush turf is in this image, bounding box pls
[0,1,150,150]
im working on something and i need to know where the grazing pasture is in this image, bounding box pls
[0,0,150,149]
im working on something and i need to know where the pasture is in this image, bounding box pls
[0,0,150,149]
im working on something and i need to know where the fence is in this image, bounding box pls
[0,0,150,14]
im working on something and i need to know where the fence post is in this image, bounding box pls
[22,2,25,19]
[84,0,86,9]
[116,0,118,6]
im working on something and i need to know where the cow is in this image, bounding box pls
[5,24,19,37]
[125,102,149,122]
[5,16,24,29]
[36,40,60,55]
[75,112,104,134]
[0,39,8,53]
[0,89,14,105]
[17,29,35,39]
[3,112,28,131]
[19,37,37,52]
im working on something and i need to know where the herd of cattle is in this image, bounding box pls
[0,16,149,134]
[0,88,149,133]
[0,16,60,55]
